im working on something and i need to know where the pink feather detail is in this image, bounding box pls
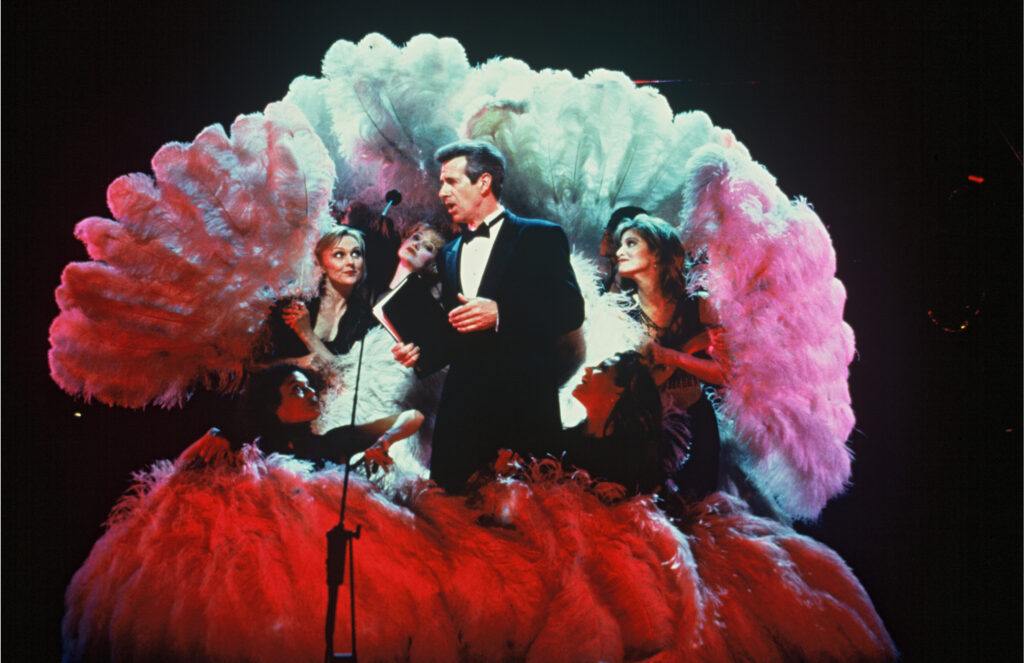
[681,146,857,521]
[49,102,336,408]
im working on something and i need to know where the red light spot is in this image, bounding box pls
[967,175,984,183]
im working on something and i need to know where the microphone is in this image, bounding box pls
[381,189,402,217]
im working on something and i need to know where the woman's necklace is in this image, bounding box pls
[634,291,674,336]
[637,305,666,332]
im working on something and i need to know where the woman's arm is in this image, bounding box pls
[354,409,425,472]
[175,428,235,469]
[356,409,425,447]
[649,341,726,387]
[281,301,343,366]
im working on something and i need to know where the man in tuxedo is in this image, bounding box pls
[395,140,584,491]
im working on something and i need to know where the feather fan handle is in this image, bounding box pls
[680,145,856,521]
[49,102,336,408]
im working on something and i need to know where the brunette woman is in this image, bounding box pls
[613,214,724,500]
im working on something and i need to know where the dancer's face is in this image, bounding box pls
[438,156,490,226]
[398,228,442,272]
[275,371,321,424]
[615,229,655,279]
[319,235,365,287]
[572,359,624,411]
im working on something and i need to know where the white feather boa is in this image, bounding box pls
[62,451,895,662]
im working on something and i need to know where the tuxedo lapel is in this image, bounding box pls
[476,215,519,300]
[444,237,463,305]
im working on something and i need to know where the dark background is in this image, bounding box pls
[4,1,1021,660]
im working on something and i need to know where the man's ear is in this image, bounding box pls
[477,172,493,197]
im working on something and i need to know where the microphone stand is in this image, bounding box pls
[324,192,400,661]
[324,327,367,662]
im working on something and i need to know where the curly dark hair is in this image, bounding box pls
[604,351,662,441]
[235,364,324,439]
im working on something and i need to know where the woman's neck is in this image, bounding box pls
[389,262,414,290]
[633,273,671,326]
[321,279,353,309]
[584,401,616,438]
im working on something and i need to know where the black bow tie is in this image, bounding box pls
[462,224,489,241]
[461,214,504,242]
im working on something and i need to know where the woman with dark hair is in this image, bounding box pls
[243,364,422,466]
[178,364,423,469]
[613,214,725,500]
[565,351,666,494]
[598,205,647,294]
[270,226,376,365]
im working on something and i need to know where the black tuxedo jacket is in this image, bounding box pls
[429,212,584,490]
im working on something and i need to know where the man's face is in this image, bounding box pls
[438,156,489,226]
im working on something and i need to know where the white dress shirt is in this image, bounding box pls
[459,206,505,298]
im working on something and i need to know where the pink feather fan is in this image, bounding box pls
[49,102,336,408]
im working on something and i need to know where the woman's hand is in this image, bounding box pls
[392,342,421,368]
[648,339,726,387]
[281,301,314,340]
[175,428,233,470]
[706,327,730,363]
[649,341,678,368]
[363,435,395,473]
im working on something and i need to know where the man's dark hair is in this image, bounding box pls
[434,139,506,199]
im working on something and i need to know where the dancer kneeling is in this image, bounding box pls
[178,364,423,470]
[562,351,718,503]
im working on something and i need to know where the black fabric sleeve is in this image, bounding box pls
[496,224,584,338]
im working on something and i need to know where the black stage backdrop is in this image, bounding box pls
[3,1,1021,660]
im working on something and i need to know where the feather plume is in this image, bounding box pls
[680,145,856,521]
[49,102,336,407]
[319,33,469,218]
[62,454,895,661]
